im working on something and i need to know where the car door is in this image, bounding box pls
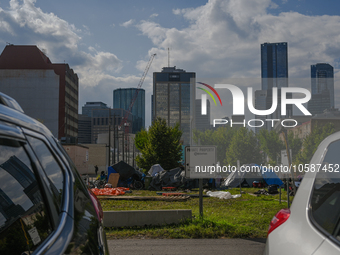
[0,123,57,255]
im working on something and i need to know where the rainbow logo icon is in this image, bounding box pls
[196,82,222,115]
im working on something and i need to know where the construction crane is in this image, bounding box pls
[118,53,156,163]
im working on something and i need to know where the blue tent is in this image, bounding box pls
[223,163,283,187]
[107,166,118,181]
[256,165,284,186]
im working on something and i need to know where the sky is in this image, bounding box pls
[0,0,340,127]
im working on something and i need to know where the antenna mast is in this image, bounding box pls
[168,47,170,67]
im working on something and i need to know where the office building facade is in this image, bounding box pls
[113,88,145,133]
[195,99,210,131]
[0,45,78,140]
[82,102,109,117]
[153,67,195,145]
[261,42,288,90]
[91,108,132,144]
[78,114,92,144]
[308,63,334,115]
[256,42,292,133]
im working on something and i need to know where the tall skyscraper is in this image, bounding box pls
[153,67,195,145]
[254,90,268,133]
[308,63,334,115]
[261,42,288,90]
[256,42,291,132]
[113,88,145,133]
[195,99,210,131]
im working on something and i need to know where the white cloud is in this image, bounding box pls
[0,0,136,113]
[135,0,340,120]
[1,0,340,126]
[137,0,340,82]
[150,13,158,18]
[172,9,182,15]
[120,19,135,28]
[136,21,167,45]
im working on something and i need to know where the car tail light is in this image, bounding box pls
[267,208,291,236]
[88,188,104,222]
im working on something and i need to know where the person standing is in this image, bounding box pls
[95,165,98,176]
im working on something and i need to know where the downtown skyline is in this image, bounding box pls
[0,0,339,126]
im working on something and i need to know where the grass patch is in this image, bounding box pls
[103,188,291,239]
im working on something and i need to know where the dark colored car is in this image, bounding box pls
[0,95,109,254]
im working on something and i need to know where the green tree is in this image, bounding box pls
[193,126,236,164]
[287,131,303,164]
[225,127,262,165]
[257,129,285,164]
[134,128,148,151]
[135,117,183,171]
[295,123,335,164]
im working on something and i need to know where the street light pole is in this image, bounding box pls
[113,114,116,164]
[108,109,111,167]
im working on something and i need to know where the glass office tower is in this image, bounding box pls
[308,63,334,115]
[261,42,288,90]
[256,42,291,132]
[113,88,145,133]
[153,67,195,145]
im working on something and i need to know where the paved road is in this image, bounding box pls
[108,238,266,255]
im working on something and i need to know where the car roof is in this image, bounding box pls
[0,92,24,113]
[0,103,54,139]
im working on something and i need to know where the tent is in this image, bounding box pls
[148,164,164,177]
[149,167,186,191]
[222,163,283,187]
[260,166,284,186]
[110,161,142,181]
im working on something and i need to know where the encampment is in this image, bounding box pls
[109,161,142,181]
[148,164,164,177]
[149,167,186,190]
[222,163,283,188]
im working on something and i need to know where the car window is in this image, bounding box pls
[27,136,64,211]
[310,139,340,237]
[0,137,53,255]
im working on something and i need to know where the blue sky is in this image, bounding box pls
[0,0,340,126]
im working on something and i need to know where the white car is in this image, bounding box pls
[264,131,340,254]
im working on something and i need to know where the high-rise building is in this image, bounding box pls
[82,102,109,117]
[78,114,92,144]
[91,108,132,144]
[308,63,334,115]
[254,90,268,133]
[261,42,288,90]
[153,67,195,145]
[195,99,210,131]
[0,45,78,140]
[79,102,109,144]
[113,88,145,133]
[256,42,291,133]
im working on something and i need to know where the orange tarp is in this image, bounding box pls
[91,187,129,196]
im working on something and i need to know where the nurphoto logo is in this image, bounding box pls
[197,82,312,129]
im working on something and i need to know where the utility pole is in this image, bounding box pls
[113,114,116,164]
[108,109,111,166]
[122,130,125,162]
[132,141,135,168]
[282,129,296,208]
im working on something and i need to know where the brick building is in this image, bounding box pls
[0,45,78,140]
